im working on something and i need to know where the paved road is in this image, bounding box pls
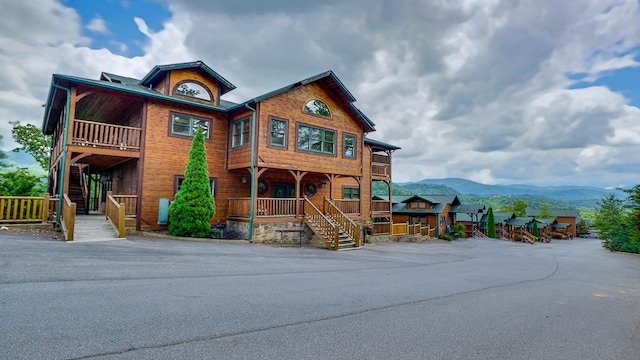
[1,233,639,359]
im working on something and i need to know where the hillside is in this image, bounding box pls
[390,178,625,208]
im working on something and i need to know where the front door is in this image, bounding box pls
[272,183,295,198]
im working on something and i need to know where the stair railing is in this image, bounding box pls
[106,191,126,238]
[323,198,361,247]
[61,194,76,241]
[303,197,338,250]
[521,230,536,244]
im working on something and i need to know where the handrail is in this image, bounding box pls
[72,119,141,150]
[0,194,50,223]
[106,191,126,238]
[303,197,339,250]
[323,198,361,247]
[391,222,407,235]
[61,194,76,241]
[111,195,137,216]
[78,166,88,212]
[521,230,536,244]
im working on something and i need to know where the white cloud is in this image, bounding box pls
[1,0,639,189]
[86,16,109,34]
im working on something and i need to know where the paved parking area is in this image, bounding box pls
[1,232,639,359]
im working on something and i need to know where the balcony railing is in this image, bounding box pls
[228,198,304,218]
[371,200,391,214]
[72,120,141,151]
[332,199,360,214]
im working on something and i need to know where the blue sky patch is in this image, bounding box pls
[569,65,640,107]
[63,0,172,56]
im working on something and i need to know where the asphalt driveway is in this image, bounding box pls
[1,232,638,359]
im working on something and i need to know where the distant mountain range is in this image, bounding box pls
[394,178,626,208]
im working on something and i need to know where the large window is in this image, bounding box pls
[270,118,287,148]
[171,113,210,139]
[343,134,356,158]
[343,186,360,199]
[304,99,331,118]
[232,117,250,148]
[297,125,335,155]
[175,81,212,101]
[175,176,216,197]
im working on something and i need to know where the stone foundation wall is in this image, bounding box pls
[226,220,315,245]
[366,234,435,243]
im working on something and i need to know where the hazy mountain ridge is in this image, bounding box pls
[395,178,625,208]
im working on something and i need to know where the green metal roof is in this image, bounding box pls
[139,61,236,95]
[365,137,401,151]
[227,70,376,132]
[43,63,379,135]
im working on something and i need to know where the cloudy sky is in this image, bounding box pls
[1,0,639,189]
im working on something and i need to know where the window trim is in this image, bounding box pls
[174,175,217,198]
[231,117,251,149]
[343,133,357,159]
[268,117,288,149]
[173,80,214,102]
[342,186,360,199]
[296,123,336,156]
[169,112,212,140]
[303,99,332,119]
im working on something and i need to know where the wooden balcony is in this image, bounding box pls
[71,120,141,152]
[371,200,391,215]
[372,154,391,178]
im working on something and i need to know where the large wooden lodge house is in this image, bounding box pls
[42,61,399,248]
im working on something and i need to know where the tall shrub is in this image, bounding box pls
[487,207,496,238]
[532,222,539,237]
[168,128,216,237]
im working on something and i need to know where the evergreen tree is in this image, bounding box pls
[537,204,554,218]
[487,207,496,238]
[532,222,539,237]
[168,128,216,237]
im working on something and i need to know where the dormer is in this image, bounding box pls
[139,61,236,107]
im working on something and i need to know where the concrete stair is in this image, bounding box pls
[71,215,123,242]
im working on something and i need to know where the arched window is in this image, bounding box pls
[175,81,212,101]
[304,99,331,118]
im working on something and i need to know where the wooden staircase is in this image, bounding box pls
[303,197,361,251]
[521,230,537,244]
[474,229,487,238]
[68,166,86,214]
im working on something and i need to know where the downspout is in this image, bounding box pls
[362,132,368,244]
[52,82,71,226]
[245,103,257,243]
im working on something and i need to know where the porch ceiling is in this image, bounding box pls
[70,150,138,171]
[76,91,142,125]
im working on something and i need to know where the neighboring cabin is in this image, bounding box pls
[41,61,400,248]
[381,194,461,237]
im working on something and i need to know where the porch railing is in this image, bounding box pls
[392,222,407,235]
[61,194,76,241]
[372,154,390,164]
[332,199,360,215]
[0,194,51,223]
[323,198,360,247]
[371,200,391,214]
[72,120,141,151]
[111,195,137,216]
[228,198,303,218]
[106,192,126,238]
[372,222,390,235]
[371,163,390,177]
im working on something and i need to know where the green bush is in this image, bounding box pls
[487,207,496,238]
[168,128,216,237]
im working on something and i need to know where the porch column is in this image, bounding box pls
[288,170,307,218]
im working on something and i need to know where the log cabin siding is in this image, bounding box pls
[255,83,364,176]
[139,100,231,229]
[168,69,222,106]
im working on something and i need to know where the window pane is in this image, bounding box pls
[176,82,212,101]
[304,99,331,117]
[298,126,310,150]
[270,119,286,147]
[172,115,190,135]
